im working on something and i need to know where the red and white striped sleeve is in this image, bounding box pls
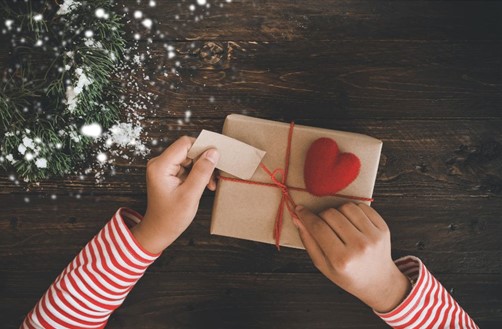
[375,256,478,329]
[21,208,160,329]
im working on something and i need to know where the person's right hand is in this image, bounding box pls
[293,202,411,313]
[132,136,219,254]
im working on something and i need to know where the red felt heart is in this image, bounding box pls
[304,138,361,196]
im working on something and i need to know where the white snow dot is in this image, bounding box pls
[5,19,14,29]
[35,39,43,47]
[97,153,107,162]
[141,18,153,29]
[18,144,27,155]
[22,136,34,149]
[209,96,215,103]
[185,110,192,122]
[57,0,81,15]
[25,152,34,161]
[149,0,156,7]
[84,30,93,37]
[56,143,63,149]
[35,158,48,168]
[24,197,30,203]
[168,51,175,59]
[95,8,106,18]
[134,10,143,19]
[197,0,207,5]
[51,194,57,200]
[134,33,141,40]
[80,123,102,138]
[33,14,43,21]
[189,4,196,11]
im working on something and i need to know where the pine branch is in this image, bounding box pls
[0,0,128,182]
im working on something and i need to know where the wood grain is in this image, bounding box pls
[122,0,502,41]
[2,271,500,329]
[2,40,500,119]
[140,40,502,119]
[1,194,500,275]
[1,119,500,197]
[1,0,501,328]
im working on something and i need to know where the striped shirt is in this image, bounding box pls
[375,256,478,328]
[22,208,478,328]
[21,208,160,329]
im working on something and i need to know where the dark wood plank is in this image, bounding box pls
[1,194,500,274]
[1,119,500,197]
[141,40,502,120]
[1,1,502,327]
[122,0,502,41]
[110,272,502,329]
[2,40,500,119]
[2,270,500,329]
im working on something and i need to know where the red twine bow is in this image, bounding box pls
[218,122,373,250]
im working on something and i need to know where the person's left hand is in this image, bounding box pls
[131,136,219,254]
[293,203,411,313]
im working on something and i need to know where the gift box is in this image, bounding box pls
[211,114,382,249]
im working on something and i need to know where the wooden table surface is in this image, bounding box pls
[1,1,501,328]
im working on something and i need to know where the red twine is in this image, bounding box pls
[218,121,374,250]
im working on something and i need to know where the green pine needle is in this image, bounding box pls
[0,0,128,182]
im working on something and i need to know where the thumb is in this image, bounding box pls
[182,148,219,198]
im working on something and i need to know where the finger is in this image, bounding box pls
[337,202,377,234]
[181,148,220,198]
[292,214,328,271]
[207,171,217,191]
[295,205,345,249]
[177,158,195,179]
[156,136,196,176]
[181,158,193,168]
[146,154,161,168]
[176,166,189,180]
[318,208,363,243]
[357,204,389,232]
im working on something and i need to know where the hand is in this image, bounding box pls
[293,203,411,313]
[131,136,219,254]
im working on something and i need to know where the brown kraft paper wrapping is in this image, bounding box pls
[211,114,383,249]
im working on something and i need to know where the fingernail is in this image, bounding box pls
[204,149,220,164]
[295,205,304,212]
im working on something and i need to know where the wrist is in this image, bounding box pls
[368,265,412,313]
[131,219,168,254]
